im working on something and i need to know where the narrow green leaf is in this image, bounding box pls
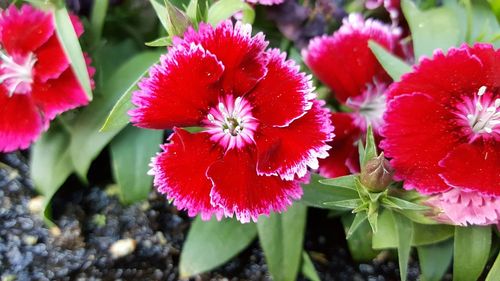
[393,211,414,281]
[257,204,307,281]
[163,0,191,36]
[346,212,368,239]
[180,217,257,277]
[149,0,170,31]
[412,224,454,246]
[395,208,439,225]
[486,250,500,281]
[369,41,412,81]
[319,175,357,190]
[402,0,462,59]
[301,252,321,281]
[207,0,255,26]
[341,214,379,261]
[300,174,359,209]
[360,126,376,167]
[453,226,492,281]
[323,199,362,209]
[372,209,397,249]
[90,0,109,43]
[186,0,207,25]
[418,239,453,281]
[367,202,379,233]
[70,52,161,179]
[110,126,163,205]
[31,126,74,225]
[53,6,93,99]
[145,36,172,47]
[383,196,429,211]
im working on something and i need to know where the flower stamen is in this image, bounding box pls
[0,49,37,96]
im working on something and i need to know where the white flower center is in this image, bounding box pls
[347,80,387,132]
[454,86,499,141]
[0,49,37,96]
[203,95,258,150]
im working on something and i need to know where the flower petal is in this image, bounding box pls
[303,14,399,103]
[152,128,224,220]
[207,148,303,223]
[439,142,500,196]
[0,91,44,152]
[255,100,334,180]
[0,5,54,55]
[33,35,70,82]
[381,93,458,193]
[249,48,315,127]
[130,44,224,129]
[318,113,361,178]
[31,68,90,121]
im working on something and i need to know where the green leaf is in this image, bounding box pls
[382,196,429,211]
[110,126,163,205]
[300,174,359,209]
[53,6,93,100]
[341,214,379,261]
[257,204,307,281]
[186,0,208,25]
[395,208,439,225]
[31,126,74,225]
[319,175,357,190]
[486,250,500,281]
[346,212,368,239]
[90,0,109,43]
[301,252,321,281]
[149,0,191,36]
[360,126,376,167]
[145,36,172,47]
[369,41,412,82]
[323,199,363,209]
[418,239,453,281]
[402,0,463,59]
[207,0,255,26]
[70,52,161,179]
[149,0,170,31]
[488,0,500,21]
[412,224,454,246]
[393,211,414,281]
[180,217,257,277]
[453,226,492,281]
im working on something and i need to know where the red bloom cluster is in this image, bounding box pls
[382,44,500,225]
[303,13,403,178]
[0,5,94,152]
[130,21,333,222]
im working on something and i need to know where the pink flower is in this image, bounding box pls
[0,5,94,152]
[382,44,500,225]
[130,21,333,223]
[303,13,402,177]
[365,0,401,26]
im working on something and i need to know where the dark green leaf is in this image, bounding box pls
[453,226,491,281]
[402,0,463,59]
[53,6,93,99]
[486,250,500,281]
[180,217,257,277]
[70,52,161,179]
[393,211,414,281]
[369,41,412,81]
[346,212,368,239]
[300,174,358,209]
[207,0,255,25]
[301,252,320,281]
[319,175,357,190]
[31,126,74,225]
[110,126,163,205]
[418,239,453,281]
[257,204,307,281]
[412,224,454,246]
[341,215,379,261]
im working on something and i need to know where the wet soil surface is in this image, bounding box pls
[0,152,430,281]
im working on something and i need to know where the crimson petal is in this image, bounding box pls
[152,128,224,220]
[34,35,70,82]
[130,44,224,129]
[255,100,334,180]
[208,149,303,223]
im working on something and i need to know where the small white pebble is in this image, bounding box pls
[27,196,44,214]
[109,238,137,259]
[49,226,61,237]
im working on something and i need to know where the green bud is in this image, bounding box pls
[360,153,393,192]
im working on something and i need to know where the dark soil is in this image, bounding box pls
[0,152,428,281]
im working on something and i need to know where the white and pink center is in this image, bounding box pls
[454,86,500,141]
[0,49,36,96]
[347,80,388,133]
[203,95,258,150]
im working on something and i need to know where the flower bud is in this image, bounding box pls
[360,153,394,192]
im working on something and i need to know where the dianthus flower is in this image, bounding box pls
[0,5,94,152]
[303,13,402,178]
[382,44,500,226]
[365,0,401,26]
[130,21,333,223]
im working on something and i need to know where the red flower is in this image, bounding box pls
[0,5,94,152]
[382,44,500,225]
[303,14,402,177]
[130,21,333,222]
